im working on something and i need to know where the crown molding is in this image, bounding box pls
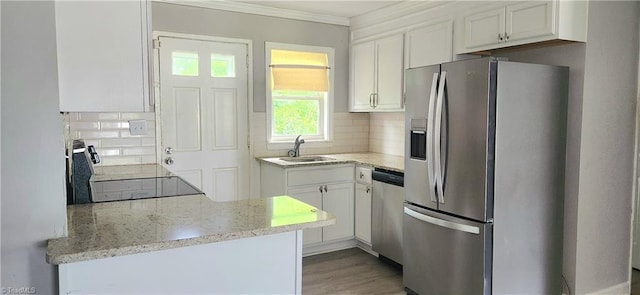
[349,0,447,30]
[153,0,350,26]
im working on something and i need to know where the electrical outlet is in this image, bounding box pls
[129,120,148,136]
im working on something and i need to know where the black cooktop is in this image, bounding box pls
[90,176,203,203]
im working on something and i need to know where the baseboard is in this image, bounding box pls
[586,281,630,295]
[302,239,357,257]
[355,240,379,257]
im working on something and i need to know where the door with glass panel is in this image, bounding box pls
[157,36,249,201]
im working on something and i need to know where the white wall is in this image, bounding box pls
[152,2,350,113]
[1,2,67,294]
[574,1,639,293]
[0,0,3,286]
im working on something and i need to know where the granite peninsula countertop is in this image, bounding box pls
[258,152,404,173]
[47,195,335,264]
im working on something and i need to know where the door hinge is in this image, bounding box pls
[153,39,160,49]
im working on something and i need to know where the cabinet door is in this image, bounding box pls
[375,34,404,110]
[288,186,323,245]
[322,183,355,242]
[405,21,453,69]
[355,183,372,244]
[506,1,555,42]
[56,1,150,112]
[464,7,506,50]
[350,41,376,111]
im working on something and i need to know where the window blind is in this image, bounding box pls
[270,49,329,91]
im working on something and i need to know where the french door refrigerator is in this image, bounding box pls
[403,57,568,295]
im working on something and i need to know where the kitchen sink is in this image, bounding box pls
[278,156,336,163]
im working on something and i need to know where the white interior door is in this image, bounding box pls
[158,36,249,202]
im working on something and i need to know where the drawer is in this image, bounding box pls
[356,166,372,184]
[287,165,354,187]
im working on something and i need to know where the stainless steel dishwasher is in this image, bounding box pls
[372,168,404,265]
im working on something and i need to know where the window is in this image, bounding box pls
[172,51,237,78]
[266,42,334,144]
[172,51,199,76]
[211,54,235,77]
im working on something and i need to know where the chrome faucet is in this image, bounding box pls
[288,135,305,157]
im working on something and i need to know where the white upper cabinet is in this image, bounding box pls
[463,7,506,50]
[350,34,404,112]
[405,20,454,69]
[56,0,152,112]
[506,1,554,42]
[351,41,376,111]
[457,0,587,54]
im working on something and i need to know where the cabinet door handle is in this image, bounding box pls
[374,93,379,107]
[319,186,323,193]
[366,187,370,193]
[359,172,364,179]
[505,33,510,40]
[498,33,503,41]
[324,185,328,193]
[403,92,406,108]
[369,93,374,107]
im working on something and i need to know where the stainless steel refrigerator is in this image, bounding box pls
[403,57,568,295]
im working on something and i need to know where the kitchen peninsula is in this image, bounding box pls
[47,175,335,294]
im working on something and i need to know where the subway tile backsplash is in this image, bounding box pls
[66,110,400,166]
[67,112,156,166]
[369,112,404,156]
[252,112,370,157]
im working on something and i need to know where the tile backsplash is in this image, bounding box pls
[252,112,370,157]
[66,112,156,166]
[369,112,405,156]
[66,110,394,166]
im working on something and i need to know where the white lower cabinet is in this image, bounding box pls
[261,164,355,250]
[287,186,323,245]
[322,183,355,242]
[355,183,372,244]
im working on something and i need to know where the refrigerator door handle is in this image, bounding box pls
[426,72,439,202]
[404,207,480,235]
[434,71,446,204]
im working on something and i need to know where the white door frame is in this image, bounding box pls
[152,31,254,198]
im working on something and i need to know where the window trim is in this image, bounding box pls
[265,42,334,149]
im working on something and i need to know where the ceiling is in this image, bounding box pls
[233,1,402,18]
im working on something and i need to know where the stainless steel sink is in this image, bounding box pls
[278,156,336,163]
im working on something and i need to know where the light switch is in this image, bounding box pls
[129,120,148,135]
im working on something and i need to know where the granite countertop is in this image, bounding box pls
[258,152,404,173]
[47,195,335,265]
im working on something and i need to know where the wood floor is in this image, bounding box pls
[302,248,404,295]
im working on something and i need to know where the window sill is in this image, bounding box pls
[266,140,333,150]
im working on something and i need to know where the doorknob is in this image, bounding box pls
[165,147,173,155]
[165,157,174,165]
